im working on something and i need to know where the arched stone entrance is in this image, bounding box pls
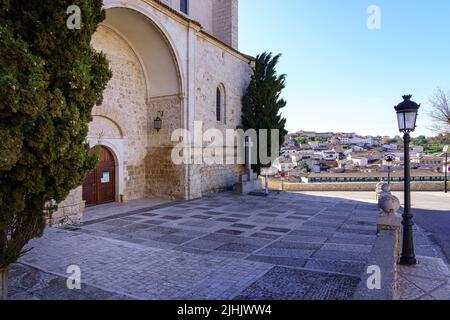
[88,5,186,201]
[52,0,255,225]
[82,146,116,207]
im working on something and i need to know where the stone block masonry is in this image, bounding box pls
[49,187,85,226]
[194,26,252,196]
[145,146,185,200]
[91,25,148,202]
[53,0,255,224]
[266,179,450,192]
[162,0,239,49]
[146,95,185,200]
[212,0,239,49]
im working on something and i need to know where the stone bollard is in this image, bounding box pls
[377,182,401,221]
[378,191,401,218]
[376,183,402,299]
[375,181,389,200]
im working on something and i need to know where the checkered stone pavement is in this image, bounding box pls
[11,191,380,300]
[397,225,450,300]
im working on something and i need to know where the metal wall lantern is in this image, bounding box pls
[154,111,164,132]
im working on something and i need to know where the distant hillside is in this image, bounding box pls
[411,133,450,154]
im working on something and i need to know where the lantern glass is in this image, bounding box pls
[397,110,417,132]
[154,117,162,131]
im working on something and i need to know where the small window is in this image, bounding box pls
[216,87,221,122]
[216,84,225,123]
[180,0,189,14]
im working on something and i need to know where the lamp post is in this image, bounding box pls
[444,145,449,194]
[395,95,420,266]
[384,154,394,184]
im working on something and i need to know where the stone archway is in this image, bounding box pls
[91,6,186,201]
[56,2,190,223]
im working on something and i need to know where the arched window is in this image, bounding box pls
[216,84,225,123]
[216,87,221,122]
[180,0,189,14]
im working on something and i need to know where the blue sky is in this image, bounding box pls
[239,0,450,137]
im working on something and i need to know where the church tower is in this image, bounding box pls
[212,0,239,49]
[161,0,239,49]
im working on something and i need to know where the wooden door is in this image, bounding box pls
[82,169,97,207]
[82,147,116,207]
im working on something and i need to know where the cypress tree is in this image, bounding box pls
[242,52,288,174]
[0,0,111,299]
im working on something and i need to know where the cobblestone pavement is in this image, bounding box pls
[301,191,450,300]
[398,255,450,300]
[302,191,450,260]
[10,191,380,300]
[397,225,450,300]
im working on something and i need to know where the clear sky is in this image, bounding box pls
[239,0,450,137]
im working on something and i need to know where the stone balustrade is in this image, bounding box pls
[354,183,402,300]
[263,178,449,192]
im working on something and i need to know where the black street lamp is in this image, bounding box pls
[384,154,395,184]
[395,94,420,266]
[444,145,449,194]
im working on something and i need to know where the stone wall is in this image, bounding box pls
[195,36,251,129]
[88,116,123,140]
[164,0,213,33]
[145,146,185,199]
[212,0,238,49]
[91,26,148,201]
[266,179,450,192]
[200,162,244,194]
[147,95,183,148]
[188,0,214,33]
[146,95,185,199]
[55,0,254,224]
[164,0,238,49]
[194,33,251,195]
[48,187,84,226]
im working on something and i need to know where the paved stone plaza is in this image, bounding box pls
[301,191,450,300]
[398,254,450,300]
[10,191,381,300]
[8,191,450,300]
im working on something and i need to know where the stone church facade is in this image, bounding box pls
[52,0,254,225]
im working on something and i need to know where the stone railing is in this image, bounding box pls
[263,178,449,192]
[354,183,402,300]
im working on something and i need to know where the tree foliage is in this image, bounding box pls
[295,136,309,145]
[411,133,450,154]
[382,136,403,146]
[428,88,450,134]
[0,0,111,271]
[242,52,288,174]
